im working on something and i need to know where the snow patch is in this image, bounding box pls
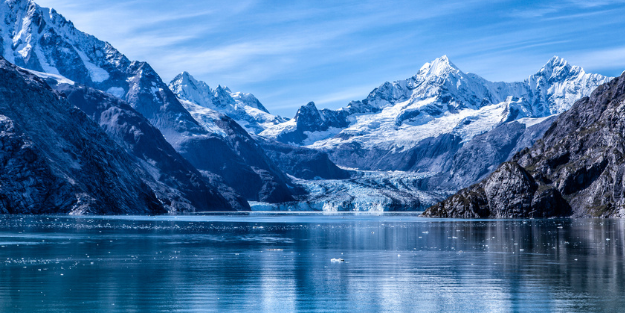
[74,49,109,83]
[178,99,228,138]
[34,46,60,75]
[24,68,75,85]
[516,116,554,128]
[106,87,125,99]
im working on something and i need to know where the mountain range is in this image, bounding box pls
[0,0,617,214]
[176,56,610,201]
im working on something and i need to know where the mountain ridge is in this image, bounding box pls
[169,71,286,135]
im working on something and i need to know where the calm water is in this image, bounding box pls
[0,213,623,312]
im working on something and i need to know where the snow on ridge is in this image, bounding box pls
[0,0,116,85]
[24,67,75,85]
[263,55,611,152]
[169,71,285,135]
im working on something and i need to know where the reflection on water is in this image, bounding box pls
[0,214,623,312]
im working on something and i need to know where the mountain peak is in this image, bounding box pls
[172,71,196,84]
[534,56,577,82]
[543,56,568,69]
[418,55,461,77]
[215,85,232,94]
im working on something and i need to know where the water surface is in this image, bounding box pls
[0,213,623,312]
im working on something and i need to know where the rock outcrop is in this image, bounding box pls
[258,138,350,180]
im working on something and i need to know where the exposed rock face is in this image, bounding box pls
[0,0,297,203]
[258,138,350,180]
[48,81,248,212]
[423,162,570,218]
[425,73,625,218]
[270,102,347,144]
[177,112,301,202]
[426,116,556,191]
[0,58,165,214]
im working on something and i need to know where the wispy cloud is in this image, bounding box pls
[509,0,625,19]
[566,0,625,8]
[509,7,559,18]
[568,46,625,72]
[314,85,377,106]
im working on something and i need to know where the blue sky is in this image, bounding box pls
[35,0,625,116]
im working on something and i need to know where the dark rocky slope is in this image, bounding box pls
[424,73,625,218]
[0,58,165,214]
[425,116,556,191]
[258,138,350,180]
[49,82,248,211]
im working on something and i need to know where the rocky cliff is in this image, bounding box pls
[0,58,166,214]
[424,73,625,218]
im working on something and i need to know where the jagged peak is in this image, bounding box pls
[541,56,570,70]
[170,71,212,92]
[417,55,462,77]
[546,55,566,66]
[532,56,583,81]
[215,85,231,93]
[296,102,319,115]
[179,71,193,78]
[171,71,192,82]
[295,101,323,122]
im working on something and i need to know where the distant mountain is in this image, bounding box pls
[263,56,608,159]
[0,57,166,214]
[169,72,286,135]
[0,0,298,203]
[170,76,352,182]
[425,73,625,218]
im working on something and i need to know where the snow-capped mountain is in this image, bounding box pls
[262,56,610,173]
[0,0,299,203]
[169,72,286,134]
